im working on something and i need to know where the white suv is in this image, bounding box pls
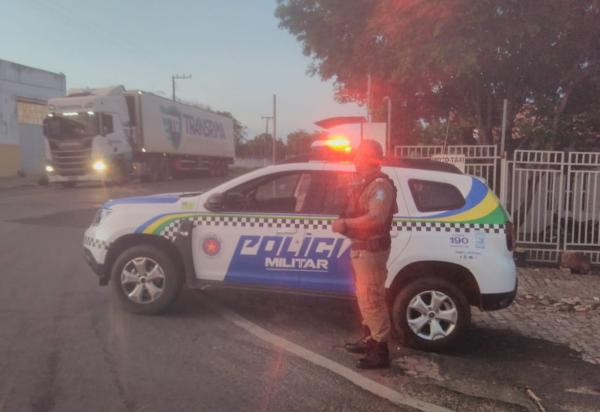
[83,159,517,351]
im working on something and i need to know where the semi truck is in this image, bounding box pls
[43,86,235,186]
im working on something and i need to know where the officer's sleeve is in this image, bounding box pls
[367,180,395,224]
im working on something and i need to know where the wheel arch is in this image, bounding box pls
[387,261,481,307]
[104,234,184,285]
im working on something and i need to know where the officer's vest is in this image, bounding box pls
[342,171,398,242]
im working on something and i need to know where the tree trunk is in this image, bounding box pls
[551,84,574,147]
[473,91,492,145]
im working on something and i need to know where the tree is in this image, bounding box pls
[276,0,600,149]
[236,133,288,161]
[286,129,326,156]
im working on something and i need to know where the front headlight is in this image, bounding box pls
[92,208,112,226]
[45,165,55,173]
[93,160,107,172]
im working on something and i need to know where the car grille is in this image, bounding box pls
[49,139,92,176]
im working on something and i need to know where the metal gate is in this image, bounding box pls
[395,145,500,192]
[563,152,600,265]
[396,145,600,266]
[506,150,565,264]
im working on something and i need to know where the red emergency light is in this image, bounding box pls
[311,135,352,153]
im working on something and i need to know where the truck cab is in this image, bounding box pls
[44,86,132,186]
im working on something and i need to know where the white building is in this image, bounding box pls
[0,59,66,177]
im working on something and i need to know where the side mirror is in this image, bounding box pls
[204,193,225,212]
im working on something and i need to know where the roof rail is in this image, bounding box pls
[279,155,463,174]
[384,158,463,174]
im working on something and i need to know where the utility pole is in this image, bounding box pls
[366,73,372,122]
[171,74,192,101]
[383,96,392,156]
[261,116,272,166]
[500,98,508,157]
[272,94,277,163]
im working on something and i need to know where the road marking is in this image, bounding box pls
[202,295,451,412]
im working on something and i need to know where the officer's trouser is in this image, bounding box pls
[350,248,391,343]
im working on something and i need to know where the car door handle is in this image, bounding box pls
[276,227,297,235]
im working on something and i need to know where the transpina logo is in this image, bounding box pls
[160,105,183,149]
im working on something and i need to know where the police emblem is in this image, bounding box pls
[202,235,222,257]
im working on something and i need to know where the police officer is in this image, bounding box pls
[332,139,397,369]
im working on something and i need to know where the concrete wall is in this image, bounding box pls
[0,59,65,177]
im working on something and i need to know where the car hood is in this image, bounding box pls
[102,191,204,208]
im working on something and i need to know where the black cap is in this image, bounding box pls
[356,139,384,163]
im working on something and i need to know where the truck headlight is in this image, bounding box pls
[45,165,55,173]
[93,160,107,172]
[92,208,112,226]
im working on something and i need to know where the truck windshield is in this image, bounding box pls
[44,113,99,139]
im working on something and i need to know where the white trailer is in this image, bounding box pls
[43,86,235,186]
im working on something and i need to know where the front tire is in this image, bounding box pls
[391,277,470,352]
[111,244,183,315]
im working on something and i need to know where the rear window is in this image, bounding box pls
[408,179,465,212]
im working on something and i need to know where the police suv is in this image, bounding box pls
[83,147,517,351]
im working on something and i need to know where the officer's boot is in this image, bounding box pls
[356,339,390,369]
[344,326,372,354]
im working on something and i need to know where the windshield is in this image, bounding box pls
[44,113,99,139]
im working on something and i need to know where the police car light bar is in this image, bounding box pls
[310,135,352,153]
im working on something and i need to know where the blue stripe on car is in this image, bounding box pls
[104,195,179,208]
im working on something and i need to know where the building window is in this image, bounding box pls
[16,99,47,125]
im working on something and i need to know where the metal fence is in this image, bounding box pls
[564,152,600,264]
[395,145,500,192]
[396,145,600,266]
[506,150,565,264]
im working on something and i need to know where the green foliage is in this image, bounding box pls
[286,129,326,156]
[276,0,600,150]
[235,129,326,159]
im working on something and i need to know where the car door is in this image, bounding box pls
[296,167,412,295]
[192,170,317,289]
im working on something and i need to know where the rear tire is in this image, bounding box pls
[391,277,470,352]
[111,244,183,315]
[220,163,229,177]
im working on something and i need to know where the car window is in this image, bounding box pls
[255,173,300,202]
[321,172,355,215]
[101,113,114,135]
[225,172,315,213]
[408,179,465,212]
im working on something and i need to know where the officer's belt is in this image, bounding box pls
[351,236,391,252]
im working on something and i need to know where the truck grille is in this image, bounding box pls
[49,140,92,176]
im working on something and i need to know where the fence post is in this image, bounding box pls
[561,152,569,256]
[500,157,509,206]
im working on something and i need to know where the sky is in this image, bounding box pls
[0,0,363,139]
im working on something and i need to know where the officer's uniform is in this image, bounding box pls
[342,171,397,343]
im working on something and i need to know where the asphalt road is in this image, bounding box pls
[0,177,411,412]
[2,176,599,412]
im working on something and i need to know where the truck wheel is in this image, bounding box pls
[220,164,229,177]
[391,277,470,352]
[159,159,172,181]
[208,163,218,177]
[111,244,183,315]
[149,165,160,182]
